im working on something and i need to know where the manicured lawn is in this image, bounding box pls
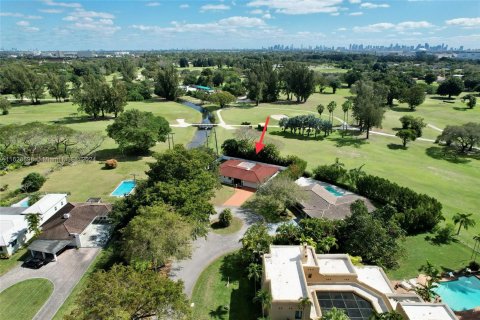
[211,217,243,235]
[210,184,236,206]
[52,247,115,320]
[191,252,259,320]
[387,235,473,280]
[0,278,54,320]
[0,248,28,276]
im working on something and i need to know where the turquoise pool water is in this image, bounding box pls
[325,185,346,197]
[434,276,480,311]
[11,197,30,207]
[111,180,136,197]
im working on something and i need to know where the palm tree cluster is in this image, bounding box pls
[279,114,333,137]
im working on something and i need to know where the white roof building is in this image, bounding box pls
[262,245,457,320]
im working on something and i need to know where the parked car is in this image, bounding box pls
[22,257,46,269]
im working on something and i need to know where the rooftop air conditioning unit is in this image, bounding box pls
[63,213,70,219]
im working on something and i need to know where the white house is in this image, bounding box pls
[0,194,67,256]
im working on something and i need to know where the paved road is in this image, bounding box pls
[0,247,100,320]
[170,206,260,297]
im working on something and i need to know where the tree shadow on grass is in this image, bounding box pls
[269,130,325,141]
[209,306,229,320]
[94,148,146,162]
[430,96,456,102]
[425,146,472,164]
[390,106,414,112]
[453,106,469,111]
[52,115,113,125]
[330,132,368,148]
[219,253,260,320]
[387,143,407,151]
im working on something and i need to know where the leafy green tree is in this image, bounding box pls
[208,91,236,108]
[122,204,192,270]
[155,65,181,101]
[178,57,189,68]
[66,264,191,320]
[219,208,233,227]
[25,214,41,237]
[437,122,480,153]
[0,96,10,115]
[339,200,405,269]
[106,109,171,153]
[328,76,342,94]
[1,64,29,101]
[437,77,464,99]
[118,58,136,82]
[253,289,272,318]
[106,77,128,117]
[240,223,273,264]
[452,212,476,235]
[245,70,264,106]
[399,115,426,137]
[72,75,109,119]
[370,311,404,320]
[341,100,352,131]
[424,73,436,85]
[396,129,417,147]
[21,172,46,192]
[47,73,69,102]
[212,71,225,87]
[327,101,337,126]
[462,94,477,109]
[321,307,349,320]
[399,84,426,110]
[26,71,45,104]
[247,262,262,293]
[343,70,362,88]
[415,261,440,302]
[351,80,385,139]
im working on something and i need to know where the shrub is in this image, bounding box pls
[468,261,480,271]
[241,121,251,125]
[2,110,8,115]
[105,159,118,169]
[28,193,41,206]
[430,224,456,244]
[21,172,46,192]
[313,159,347,184]
[0,184,8,192]
[219,209,233,227]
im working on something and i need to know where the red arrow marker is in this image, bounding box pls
[255,116,270,154]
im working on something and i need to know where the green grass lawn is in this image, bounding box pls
[387,235,474,280]
[210,184,236,206]
[0,248,28,276]
[191,252,259,320]
[0,278,54,320]
[211,217,243,235]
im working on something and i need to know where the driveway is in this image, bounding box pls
[223,188,255,206]
[0,247,100,320]
[169,206,260,297]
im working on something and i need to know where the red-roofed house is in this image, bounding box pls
[219,159,280,189]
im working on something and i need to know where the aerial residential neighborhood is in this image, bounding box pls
[0,0,479,320]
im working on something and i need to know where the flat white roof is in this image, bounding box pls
[317,254,356,274]
[400,303,457,320]
[355,266,394,294]
[22,194,67,214]
[265,246,307,301]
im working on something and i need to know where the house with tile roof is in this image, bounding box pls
[219,159,281,189]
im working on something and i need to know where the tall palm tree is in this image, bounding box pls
[452,213,476,235]
[253,289,272,318]
[472,234,480,261]
[317,104,325,119]
[297,296,311,320]
[341,100,352,132]
[247,263,262,294]
[327,101,337,125]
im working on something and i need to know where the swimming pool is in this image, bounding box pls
[434,276,480,311]
[325,185,346,197]
[111,180,136,197]
[11,197,30,207]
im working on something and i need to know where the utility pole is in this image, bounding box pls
[213,126,219,156]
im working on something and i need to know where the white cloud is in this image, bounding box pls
[353,20,433,32]
[349,11,363,16]
[331,12,340,16]
[146,2,160,7]
[43,0,82,8]
[349,0,361,3]
[360,2,389,9]
[247,0,343,15]
[0,12,42,19]
[39,9,63,13]
[62,8,119,34]
[16,20,30,27]
[338,27,347,31]
[200,4,231,11]
[250,9,264,14]
[179,4,190,9]
[263,13,272,19]
[445,17,480,28]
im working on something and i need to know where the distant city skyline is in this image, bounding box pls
[1,0,479,50]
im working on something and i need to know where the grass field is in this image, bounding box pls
[210,184,236,206]
[0,278,54,320]
[0,248,28,276]
[191,252,259,320]
[0,99,200,202]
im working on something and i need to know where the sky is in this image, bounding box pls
[0,0,479,50]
